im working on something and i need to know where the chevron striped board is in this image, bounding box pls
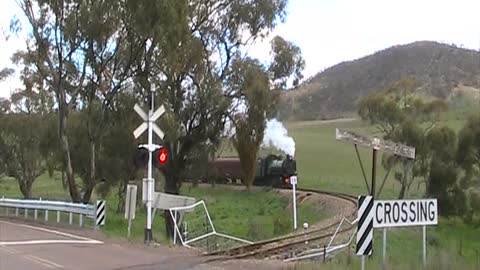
[356,195,374,256]
[96,200,106,226]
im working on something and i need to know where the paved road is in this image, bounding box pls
[0,219,212,270]
[0,219,292,270]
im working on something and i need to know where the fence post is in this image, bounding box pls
[57,211,60,223]
[69,212,73,225]
[34,198,40,220]
[79,214,83,227]
[15,208,19,216]
[45,210,49,222]
[24,209,28,218]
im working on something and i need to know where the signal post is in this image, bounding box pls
[133,84,166,243]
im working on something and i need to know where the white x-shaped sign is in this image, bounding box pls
[133,104,165,139]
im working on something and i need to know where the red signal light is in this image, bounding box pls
[158,148,168,164]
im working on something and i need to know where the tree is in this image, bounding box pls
[457,114,480,221]
[124,0,288,193]
[229,36,304,190]
[229,57,277,189]
[0,113,48,198]
[358,78,447,198]
[457,114,480,186]
[425,126,459,216]
[14,0,140,202]
[120,0,289,238]
[14,0,90,202]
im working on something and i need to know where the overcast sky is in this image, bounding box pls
[2,0,480,98]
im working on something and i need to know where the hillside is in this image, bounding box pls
[280,41,480,120]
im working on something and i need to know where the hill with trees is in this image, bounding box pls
[280,41,480,120]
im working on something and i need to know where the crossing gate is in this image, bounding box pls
[96,200,106,227]
[356,195,373,256]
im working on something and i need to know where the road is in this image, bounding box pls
[0,218,292,270]
[0,219,214,270]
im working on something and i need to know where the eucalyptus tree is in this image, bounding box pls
[13,0,140,202]
[229,36,304,190]
[125,0,290,195]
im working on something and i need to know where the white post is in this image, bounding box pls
[57,211,60,223]
[361,256,365,270]
[292,181,297,230]
[69,212,73,225]
[173,210,177,245]
[423,225,426,270]
[45,210,48,222]
[382,228,387,270]
[79,214,83,227]
[127,187,133,239]
[145,89,154,243]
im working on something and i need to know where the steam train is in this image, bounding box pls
[205,154,297,188]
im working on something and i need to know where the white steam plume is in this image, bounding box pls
[262,119,295,156]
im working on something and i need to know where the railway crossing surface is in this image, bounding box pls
[0,218,287,270]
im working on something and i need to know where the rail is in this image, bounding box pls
[0,196,105,229]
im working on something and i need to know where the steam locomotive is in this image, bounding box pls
[207,154,297,188]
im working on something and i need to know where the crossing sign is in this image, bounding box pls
[133,104,165,139]
[356,195,374,256]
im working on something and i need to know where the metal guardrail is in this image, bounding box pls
[0,196,104,229]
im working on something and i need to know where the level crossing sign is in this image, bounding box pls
[133,104,165,140]
[356,195,374,256]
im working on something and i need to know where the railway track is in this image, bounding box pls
[205,187,358,261]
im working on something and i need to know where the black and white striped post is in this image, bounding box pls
[95,200,106,229]
[356,195,374,270]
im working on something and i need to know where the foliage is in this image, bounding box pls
[425,126,460,216]
[229,36,304,190]
[0,113,48,198]
[358,78,448,199]
[229,58,278,189]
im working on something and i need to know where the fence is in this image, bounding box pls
[0,196,105,229]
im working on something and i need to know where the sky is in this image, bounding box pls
[1,0,480,98]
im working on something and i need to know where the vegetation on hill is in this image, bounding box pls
[280,41,480,120]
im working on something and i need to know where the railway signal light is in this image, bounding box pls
[153,147,168,168]
[158,148,167,165]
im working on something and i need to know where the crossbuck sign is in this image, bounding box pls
[133,104,165,140]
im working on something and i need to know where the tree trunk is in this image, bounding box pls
[19,178,33,199]
[164,170,181,242]
[59,113,81,202]
[82,141,96,203]
[398,183,407,199]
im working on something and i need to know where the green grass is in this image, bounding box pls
[181,185,329,241]
[0,173,327,244]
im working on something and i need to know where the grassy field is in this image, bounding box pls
[0,173,327,244]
